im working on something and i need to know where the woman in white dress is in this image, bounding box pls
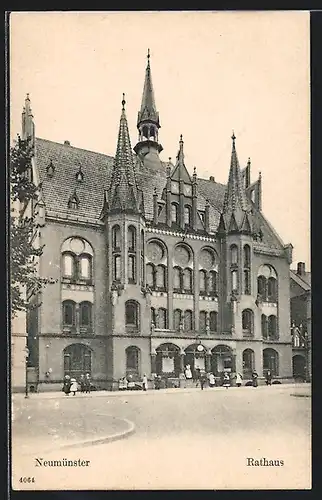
[235,372,243,387]
[185,364,192,380]
[70,378,78,396]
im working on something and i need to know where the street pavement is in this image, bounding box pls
[11,383,311,490]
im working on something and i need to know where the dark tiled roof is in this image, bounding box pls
[35,137,284,248]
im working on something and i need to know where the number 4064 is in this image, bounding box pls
[19,477,35,483]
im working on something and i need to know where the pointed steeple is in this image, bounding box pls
[21,93,35,147]
[134,51,163,155]
[108,95,142,214]
[137,49,159,126]
[222,133,251,232]
[171,135,192,183]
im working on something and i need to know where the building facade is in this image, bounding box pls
[22,53,294,391]
[290,262,311,382]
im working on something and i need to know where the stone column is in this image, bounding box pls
[180,351,185,373]
[151,351,156,374]
[206,350,211,372]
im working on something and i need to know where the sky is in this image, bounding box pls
[10,11,310,270]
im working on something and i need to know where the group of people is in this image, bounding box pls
[118,373,149,391]
[63,373,91,396]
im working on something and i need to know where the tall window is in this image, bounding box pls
[199,270,207,293]
[268,315,277,339]
[125,301,139,327]
[199,311,207,333]
[128,255,136,283]
[80,302,92,328]
[79,255,92,280]
[184,205,191,226]
[243,245,251,268]
[268,278,277,302]
[128,226,136,251]
[171,203,179,224]
[184,310,193,331]
[209,271,217,295]
[156,265,166,289]
[151,307,156,325]
[243,349,255,376]
[113,255,121,281]
[146,263,155,288]
[242,309,253,337]
[244,269,251,295]
[63,344,91,377]
[183,268,192,292]
[126,346,140,374]
[63,253,75,278]
[257,275,266,298]
[209,311,217,332]
[174,309,182,331]
[63,300,76,327]
[158,308,167,329]
[112,225,121,251]
[173,267,181,291]
[261,314,268,339]
[263,348,279,376]
[231,270,238,292]
[230,245,238,265]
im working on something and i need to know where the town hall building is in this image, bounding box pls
[23,52,294,391]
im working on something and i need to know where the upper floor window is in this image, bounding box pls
[173,266,181,291]
[125,301,139,328]
[243,245,251,268]
[183,268,193,292]
[199,270,207,293]
[128,226,136,252]
[113,255,121,281]
[268,315,278,339]
[128,255,136,283]
[184,205,191,226]
[171,203,179,224]
[61,237,94,284]
[257,265,278,302]
[242,309,254,337]
[199,311,207,333]
[146,263,154,288]
[79,254,92,280]
[209,311,218,332]
[158,308,167,329]
[112,225,121,251]
[63,253,75,278]
[209,270,217,295]
[63,300,76,327]
[174,309,182,331]
[184,310,193,331]
[230,245,238,265]
[268,277,277,302]
[80,302,92,328]
[156,265,166,289]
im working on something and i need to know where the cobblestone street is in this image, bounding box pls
[12,383,311,490]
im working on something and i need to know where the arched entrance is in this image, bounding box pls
[211,345,235,376]
[293,354,306,380]
[63,344,92,379]
[184,344,207,378]
[263,348,279,377]
[243,348,255,378]
[156,343,181,377]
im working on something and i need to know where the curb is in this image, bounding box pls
[16,417,135,456]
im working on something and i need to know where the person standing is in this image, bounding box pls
[70,377,78,396]
[63,375,71,396]
[223,372,230,389]
[235,372,243,387]
[265,370,272,386]
[79,374,86,393]
[208,372,216,388]
[142,373,148,391]
[195,367,201,387]
[85,373,91,394]
[185,364,192,380]
[200,372,207,390]
[252,370,258,387]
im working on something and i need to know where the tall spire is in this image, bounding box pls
[137,49,159,126]
[21,93,35,147]
[108,95,141,214]
[222,133,251,232]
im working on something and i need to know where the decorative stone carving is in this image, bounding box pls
[174,245,190,266]
[147,241,164,263]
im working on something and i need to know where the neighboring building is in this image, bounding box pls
[290,262,311,381]
[23,53,294,391]
[11,285,27,393]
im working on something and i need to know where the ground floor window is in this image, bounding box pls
[263,348,279,377]
[63,344,91,379]
[156,343,181,377]
[126,346,141,377]
[184,344,207,377]
[242,348,255,377]
[211,345,235,376]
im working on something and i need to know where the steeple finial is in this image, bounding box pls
[231,130,236,146]
[147,48,150,65]
[122,93,126,110]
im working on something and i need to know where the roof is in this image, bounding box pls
[35,137,285,248]
[290,270,311,290]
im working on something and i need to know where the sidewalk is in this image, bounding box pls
[12,382,310,401]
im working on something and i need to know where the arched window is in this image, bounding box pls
[174,309,182,331]
[156,265,166,289]
[244,269,251,295]
[183,268,193,292]
[158,308,167,329]
[184,310,193,331]
[263,348,279,377]
[126,346,140,375]
[63,344,91,378]
[173,267,181,291]
[268,277,277,302]
[80,302,92,328]
[128,226,136,252]
[268,315,278,339]
[140,230,145,285]
[128,255,136,283]
[151,307,156,325]
[63,300,76,327]
[112,225,121,251]
[63,253,75,278]
[146,263,155,288]
[113,255,121,281]
[243,245,251,268]
[230,245,238,265]
[231,270,238,292]
[199,311,207,333]
[171,203,179,224]
[209,271,217,295]
[257,275,266,299]
[184,205,191,226]
[125,301,139,328]
[209,311,218,332]
[261,314,268,339]
[79,254,92,280]
[199,270,207,294]
[242,309,254,337]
